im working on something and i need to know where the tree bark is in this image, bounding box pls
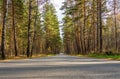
[27,0,32,57]
[114,0,118,51]
[83,0,87,54]
[98,0,103,53]
[31,0,39,57]
[1,0,7,59]
[12,0,18,56]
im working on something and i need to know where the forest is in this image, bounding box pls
[62,0,120,55]
[0,0,120,60]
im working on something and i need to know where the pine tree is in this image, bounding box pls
[43,2,61,54]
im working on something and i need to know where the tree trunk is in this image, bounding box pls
[1,0,7,59]
[83,0,86,54]
[92,0,96,52]
[12,0,18,56]
[98,0,103,53]
[114,0,118,51]
[31,0,39,57]
[27,0,32,57]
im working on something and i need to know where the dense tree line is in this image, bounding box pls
[0,0,120,59]
[61,0,120,55]
[0,0,61,59]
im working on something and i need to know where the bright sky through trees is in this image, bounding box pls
[51,0,64,22]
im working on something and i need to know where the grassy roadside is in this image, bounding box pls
[0,54,55,62]
[76,54,120,60]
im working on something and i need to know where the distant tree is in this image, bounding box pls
[43,2,61,54]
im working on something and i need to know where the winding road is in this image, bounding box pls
[0,54,120,79]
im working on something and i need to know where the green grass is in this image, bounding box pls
[76,53,120,60]
[47,54,55,57]
[88,54,120,60]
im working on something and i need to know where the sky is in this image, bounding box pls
[51,0,65,22]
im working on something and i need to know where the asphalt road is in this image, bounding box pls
[0,54,120,79]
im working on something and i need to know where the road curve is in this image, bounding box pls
[0,54,120,79]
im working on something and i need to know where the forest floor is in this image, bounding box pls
[0,54,120,79]
[0,54,54,62]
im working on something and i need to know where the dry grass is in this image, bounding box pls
[0,54,54,62]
